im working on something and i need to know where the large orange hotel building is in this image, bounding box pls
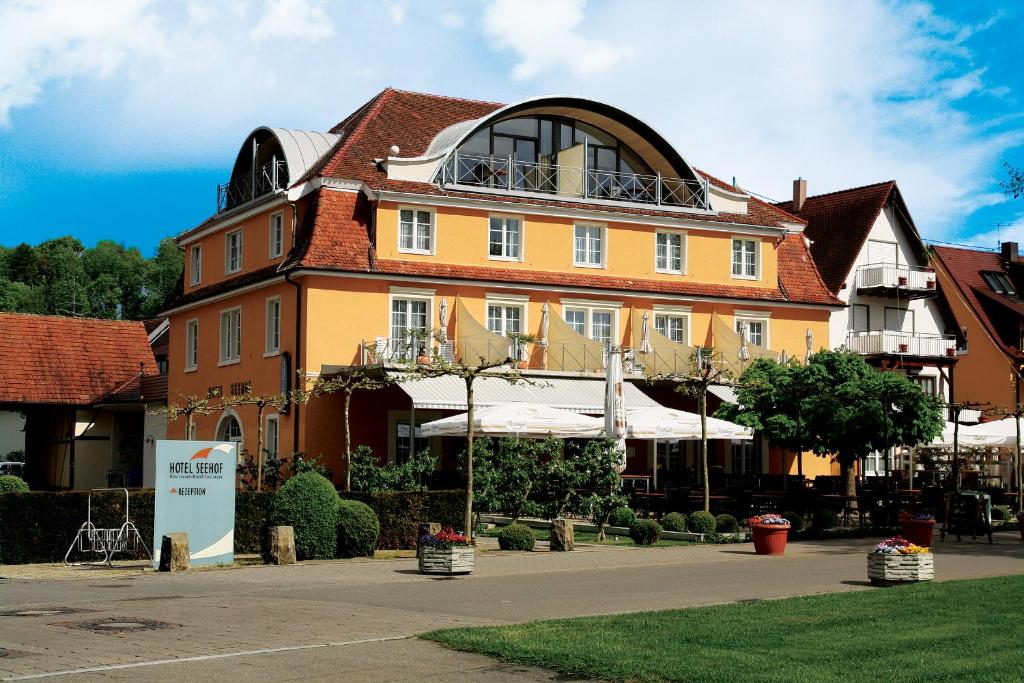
[164,89,842,486]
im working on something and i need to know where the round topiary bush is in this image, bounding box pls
[813,508,839,530]
[337,499,380,558]
[629,518,663,545]
[782,511,806,532]
[608,506,637,528]
[497,523,536,551]
[661,511,687,532]
[0,475,29,493]
[715,513,739,533]
[270,472,340,560]
[991,505,1012,524]
[688,510,716,535]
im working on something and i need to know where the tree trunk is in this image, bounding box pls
[464,376,475,538]
[185,412,194,441]
[343,389,353,492]
[842,457,857,499]
[700,386,710,513]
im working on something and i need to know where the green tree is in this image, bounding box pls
[471,437,559,521]
[0,278,46,313]
[1002,162,1024,199]
[572,439,630,542]
[142,237,183,317]
[36,237,89,316]
[83,240,148,319]
[6,243,40,285]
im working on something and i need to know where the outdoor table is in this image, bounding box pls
[620,475,652,495]
[633,492,666,518]
[818,494,863,526]
[688,494,733,515]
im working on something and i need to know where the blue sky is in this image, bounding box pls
[1,0,1022,257]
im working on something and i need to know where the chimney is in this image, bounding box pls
[1001,241,1019,264]
[793,177,807,212]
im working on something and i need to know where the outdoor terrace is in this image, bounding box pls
[855,263,937,299]
[217,159,288,213]
[846,330,957,359]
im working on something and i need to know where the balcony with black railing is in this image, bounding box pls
[217,159,288,213]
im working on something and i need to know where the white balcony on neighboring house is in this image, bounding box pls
[437,153,711,211]
[846,331,957,360]
[855,264,937,299]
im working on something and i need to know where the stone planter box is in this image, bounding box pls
[419,546,474,575]
[867,553,934,586]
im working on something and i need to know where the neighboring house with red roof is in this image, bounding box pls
[164,88,842,484]
[777,180,961,475]
[931,242,1024,414]
[0,313,167,490]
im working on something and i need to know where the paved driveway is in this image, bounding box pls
[1,534,1021,680]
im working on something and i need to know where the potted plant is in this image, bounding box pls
[898,343,909,353]
[897,275,908,286]
[926,279,936,289]
[408,328,434,365]
[506,332,537,369]
[899,511,935,547]
[418,528,474,575]
[867,536,933,586]
[750,514,791,555]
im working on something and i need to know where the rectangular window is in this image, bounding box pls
[867,239,898,265]
[852,304,870,332]
[399,208,433,253]
[226,229,243,273]
[914,376,937,396]
[884,307,914,333]
[391,297,429,359]
[736,318,767,348]
[395,421,428,465]
[565,308,586,335]
[265,414,280,459]
[487,304,522,336]
[982,271,1016,295]
[574,225,603,267]
[489,216,521,260]
[185,319,199,370]
[731,238,758,278]
[219,308,241,363]
[265,297,281,355]
[655,232,684,273]
[591,311,612,344]
[730,440,755,474]
[564,305,616,344]
[269,213,284,258]
[655,314,688,345]
[657,441,684,473]
[190,245,202,286]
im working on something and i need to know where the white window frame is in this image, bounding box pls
[852,303,871,332]
[654,230,687,275]
[265,414,280,459]
[734,311,771,349]
[397,206,436,255]
[561,299,620,344]
[219,306,242,366]
[651,304,692,346]
[265,296,281,356]
[189,245,202,287]
[269,212,284,259]
[184,318,199,372]
[485,294,529,337]
[573,223,606,269]
[388,287,434,346]
[225,229,243,274]
[488,214,524,262]
[731,236,760,280]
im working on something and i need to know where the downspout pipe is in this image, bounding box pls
[282,200,302,456]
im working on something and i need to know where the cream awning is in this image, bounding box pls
[420,403,603,438]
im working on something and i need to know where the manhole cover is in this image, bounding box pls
[0,607,89,617]
[68,617,175,634]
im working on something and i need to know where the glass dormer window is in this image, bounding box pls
[982,271,1016,296]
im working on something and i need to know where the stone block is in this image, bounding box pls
[550,518,575,551]
[159,532,190,572]
[417,522,441,559]
[265,526,297,565]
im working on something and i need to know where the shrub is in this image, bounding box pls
[688,510,716,535]
[236,491,275,554]
[629,518,663,545]
[782,511,806,532]
[0,475,29,493]
[661,512,687,532]
[497,523,536,551]
[715,514,739,533]
[608,506,637,528]
[991,505,1013,523]
[350,446,436,493]
[814,508,839,530]
[343,490,463,549]
[336,499,380,558]
[270,472,340,560]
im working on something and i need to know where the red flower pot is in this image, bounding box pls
[900,519,935,548]
[752,525,789,555]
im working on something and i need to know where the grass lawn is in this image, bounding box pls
[479,526,692,547]
[423,574,1024,682]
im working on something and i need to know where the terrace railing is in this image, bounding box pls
[217,159,288,212]
[846,331,957,358]
[857,263,936,292]
[438,153,710,210]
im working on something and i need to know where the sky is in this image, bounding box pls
[1,0,1023,257]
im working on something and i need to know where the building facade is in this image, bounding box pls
[164,89,841,484]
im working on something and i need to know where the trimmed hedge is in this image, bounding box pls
[0,475,29,493]
[497,523,536,551]
[661,512,687,532]
[715,514,739,533]
[783,511,806,532]
[235,491,275,553]
[813,508,839,530]
[270,473,340,560]
[629,518,663,545]
[337,500,380,558]
[342,490,463,549]
[608,506,637,528]
[688,510,716,535]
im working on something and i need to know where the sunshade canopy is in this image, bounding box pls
[625,407,753,441]
[954,418,1024,447]
[419,402,603,438]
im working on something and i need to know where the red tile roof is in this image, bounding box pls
[775,181,897,293]
[0,314,158,405]
[931,245,1024,359]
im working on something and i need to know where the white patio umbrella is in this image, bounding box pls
[605,348,628,471]
[625,407,753,441]
[419,402,603,438]
[931,420,1012,448]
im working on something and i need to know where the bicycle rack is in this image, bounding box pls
[63,488,152,566]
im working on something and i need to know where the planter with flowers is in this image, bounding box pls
[418,528,474,575]
[750,514,791,555]
[867,536,933,586]
[899,511,936,548]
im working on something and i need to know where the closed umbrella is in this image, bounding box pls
[738,321,750,362]
[640,311,653,354]
[605,348,627,471]
[805,328,813,364]
[438,298,449,343]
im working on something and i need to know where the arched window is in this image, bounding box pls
[216,414,243,449]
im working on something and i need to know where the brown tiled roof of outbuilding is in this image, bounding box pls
[0,313,158,405]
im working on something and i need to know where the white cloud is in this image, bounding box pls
[969,213,1024,250]
[388,3,405,25]
[250,0,335,42]
[440,12,464,29]
[483,0,632,80]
